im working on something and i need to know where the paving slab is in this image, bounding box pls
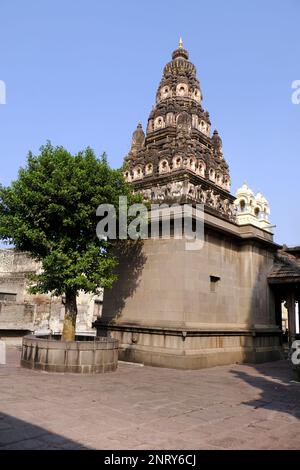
[0,347,299,450]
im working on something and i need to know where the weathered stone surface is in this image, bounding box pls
[123,43,234,220]
[0,340,5,364]
[0,348,299,450]
[95,217,282,368]
[20,335,118,374]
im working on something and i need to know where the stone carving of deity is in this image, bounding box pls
[188,183,195,198]
[171,181,183,197]
[206,190,215,207]
[182,157,189,168]
[228,203,237,220]
[143,188,152,201]
[176,112,192,135]
[196,185,206,203]
[156,184,165,200]
[165,183,172,197]
[222,198,230,214]
[215,194,222,211]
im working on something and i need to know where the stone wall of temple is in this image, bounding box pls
[97,213,281,368]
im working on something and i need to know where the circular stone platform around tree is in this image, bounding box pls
[21,334,118,373]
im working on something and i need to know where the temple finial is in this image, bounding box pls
[179,37,183,49]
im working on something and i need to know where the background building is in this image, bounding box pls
[0,249,101,344]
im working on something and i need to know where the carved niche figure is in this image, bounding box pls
[182,157,189,168]
[155,184,165,200]
[165,183,172,197]
[171,181,183,197]
[221,198,230,214]
[176,112,192,135]
[187,183,196,198]
[228,203,237,220]
[206,189,215,207]
[211,191,219,209]
[151,185,158,200]
[220,199,236,220]
[214,194,222,211]
[143,189,152,201]
[196,185,206,204]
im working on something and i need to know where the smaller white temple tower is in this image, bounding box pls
[235,183,272,233]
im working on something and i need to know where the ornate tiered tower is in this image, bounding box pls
[123,39,236,221]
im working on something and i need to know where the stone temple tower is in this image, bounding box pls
[95,41,282,369]
[123,39,236,220]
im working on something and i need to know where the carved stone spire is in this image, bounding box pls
[130,123,145,156]
[123,43,235,221]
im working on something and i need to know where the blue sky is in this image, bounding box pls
[0,0,299,245]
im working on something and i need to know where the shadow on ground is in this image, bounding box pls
[231,361,300,421]
[0,412,90,450]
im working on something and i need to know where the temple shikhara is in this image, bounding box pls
[123,38,234,220]
[123,39,271,232]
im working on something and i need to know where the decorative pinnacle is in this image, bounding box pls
[179,37,183,49]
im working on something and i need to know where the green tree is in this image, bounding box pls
[0,142,138,341]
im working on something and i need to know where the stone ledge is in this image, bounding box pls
[94,321,281,337]
[118,345,282,369]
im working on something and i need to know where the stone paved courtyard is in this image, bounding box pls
[0,347,300,450]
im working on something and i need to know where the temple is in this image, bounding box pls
[94,41,298,369]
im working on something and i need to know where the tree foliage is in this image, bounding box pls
[0,142,138,339]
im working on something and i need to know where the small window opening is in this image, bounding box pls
[210,276,220,293]
[0,292,17,302]
[240,200,246,212]
[93,299,103,318]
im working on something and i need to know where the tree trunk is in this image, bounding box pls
[62,290,78,341]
